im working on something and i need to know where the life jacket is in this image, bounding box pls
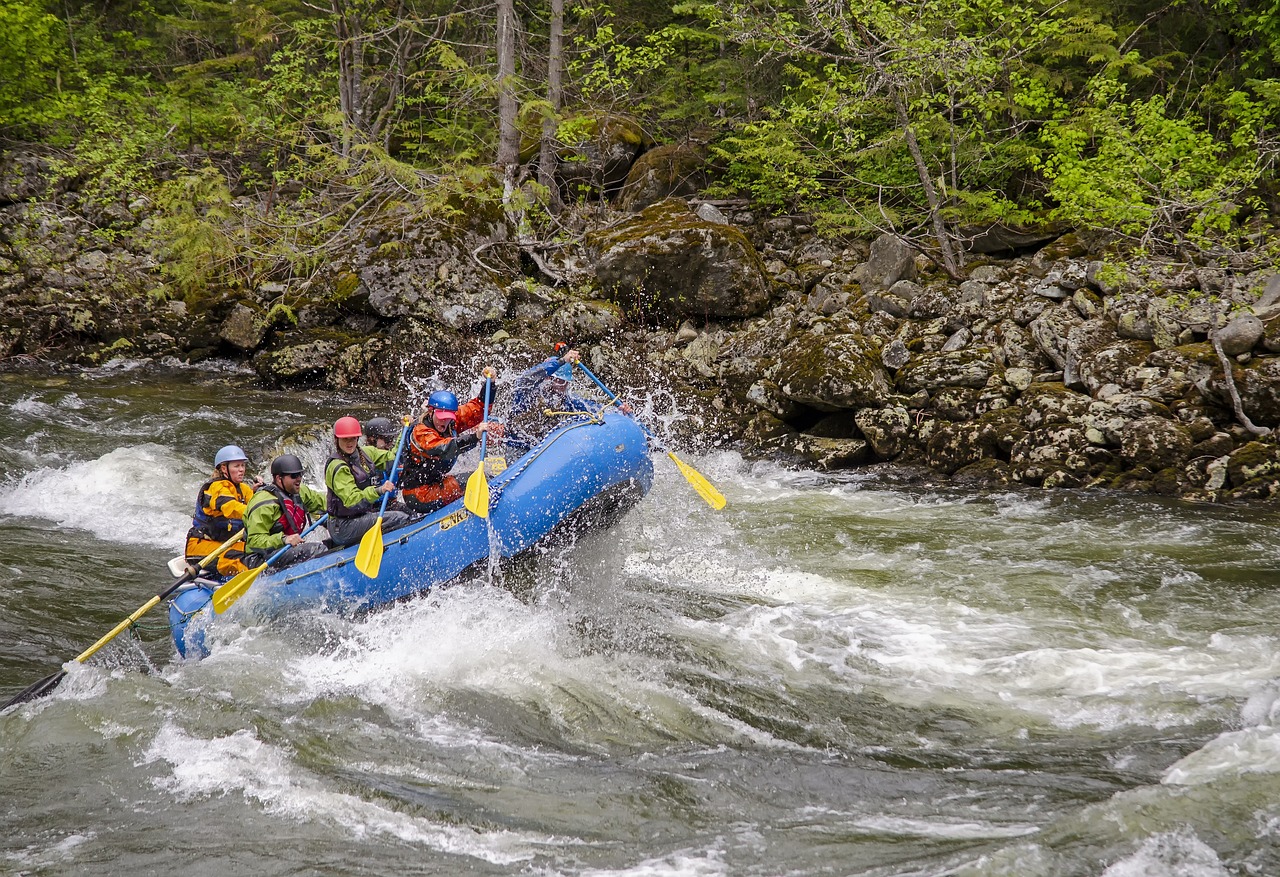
[257,484,309,536]
[326,448,378,518]
[189,477,251,540]
[400,422,460,490]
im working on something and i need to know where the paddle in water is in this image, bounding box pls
[2,529,246,710]
[573,357,727,510]
[355,417,412,579]
[464,368,496,518]
[212,514,330,613]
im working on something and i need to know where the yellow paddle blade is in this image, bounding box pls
[354,517,385,578]
[464,464,490,518]
[484,456,507,476]
[212,564,267,614]
[667,450,727,510]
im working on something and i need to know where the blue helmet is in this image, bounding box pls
[214,445,248,467]
[427,390,459,412]
[551,362,574,382]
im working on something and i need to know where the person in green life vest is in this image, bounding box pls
[325,416,409,548]
[243,453,329,570]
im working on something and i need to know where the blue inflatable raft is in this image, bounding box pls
[168,410,654,657]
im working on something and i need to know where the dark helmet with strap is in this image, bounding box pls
[270,453,305,478]
[363,416,397,441]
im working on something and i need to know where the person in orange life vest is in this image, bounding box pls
[324,416,410,548]
[243,454,328,570]
[185,444,255,577]
[400,379,501,514]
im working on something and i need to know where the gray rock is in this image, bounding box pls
[219,303,268,351]
[854,233,917,292]
[1086,260,1121,294]
[1120,416,1193,470]
[968,265,1007,283]
[591,199,771,321]
[775,333,893,410]
[695,202,729,225]
[1005,367,1033,391]
[881,339,911,370]
[1032,280,1071,300]
[958,280,988,308]
[888,279,924,301]
[1028,304,1082,369]
[896,347,998,393]
[746,379,804,418]
[1215,314,1264,355]
[908,289,953,320]
[855,406,913,458]
[941,328,971,353]
[865,292,910,318]
[548,299,623,342]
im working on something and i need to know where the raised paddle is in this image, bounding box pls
[574,360,728,510]
[355,417,412,579]
[212,513,330,613]
[464,369,496,518]
[2,528,245,710]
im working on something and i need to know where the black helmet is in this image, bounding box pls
[364,416,397,441]
[270,453,305,477]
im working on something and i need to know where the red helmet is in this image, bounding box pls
[334,416,363,439]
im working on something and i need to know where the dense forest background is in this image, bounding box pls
[2,0,1278,292]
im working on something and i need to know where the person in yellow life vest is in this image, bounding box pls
[184,444,255,577]
[243,454,328,570]
[325,416,410,548]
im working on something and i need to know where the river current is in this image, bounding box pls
[1,360,1278,876]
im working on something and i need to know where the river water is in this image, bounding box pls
[1,360,1279,877]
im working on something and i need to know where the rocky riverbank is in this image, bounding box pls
[3,146,1280,503]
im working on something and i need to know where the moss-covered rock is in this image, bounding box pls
[773,332,892,411]
[618,142,709,211]
[896,347,1000,394]
[589,199,771,322]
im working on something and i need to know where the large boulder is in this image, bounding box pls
[362,256,508,330]
[1119,416,1194,470]
[896,347,1000,393]
[773,332,893,411]
[618,142,709,211]
[589,199,771,322]
[853,233,916,292]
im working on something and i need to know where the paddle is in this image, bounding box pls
[2,528,246,710]
[212,514,330,613]
[574,360,728,510]
[354,417,412,579]
[464,369,496,518]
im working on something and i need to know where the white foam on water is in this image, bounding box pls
[2,832,96,871]
[242,585,791,751]
[141,721,558,864]
[0,443,195,549]
[573,847,729,877]
[1162,724,1280,785]
[640,550,1280,732]
[1099,829,1231,877]
[847,814,1040,840]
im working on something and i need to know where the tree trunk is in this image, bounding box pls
[537,0,564,211]
[496,0,520,183]
[895,92,961,279]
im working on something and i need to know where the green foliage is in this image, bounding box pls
[1039,77,1272,251]
[149,164,242,294]
[0,0,70,135]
